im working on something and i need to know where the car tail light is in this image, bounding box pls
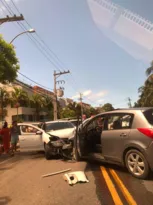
[137,128,153,139]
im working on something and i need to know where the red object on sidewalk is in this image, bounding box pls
[0,128,10,153]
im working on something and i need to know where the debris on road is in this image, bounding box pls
[63,171,89,185]
[42,168,71,178]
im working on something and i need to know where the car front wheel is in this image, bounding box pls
[44,144,52,160]
[125,149,150,179]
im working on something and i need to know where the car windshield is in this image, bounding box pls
[45,122,74,132]
[143,109,153,125]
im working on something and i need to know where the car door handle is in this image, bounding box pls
[120,133,127,137]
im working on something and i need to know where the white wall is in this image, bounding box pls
[5,104,36,124]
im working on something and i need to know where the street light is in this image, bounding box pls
[10,29,35,44]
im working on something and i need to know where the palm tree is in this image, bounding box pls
[30,94,45,121]
[43,95,53,120]
[137,81,153,107]
[0,87,10,122]
[146,61,153,82]
[43,95,53,111]
[68,102,81,117]
[11,87,29,120]
[146,61,153,76]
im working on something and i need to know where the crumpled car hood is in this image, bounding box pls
[47,128,76,139]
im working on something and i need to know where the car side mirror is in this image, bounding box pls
[36,130,42,135]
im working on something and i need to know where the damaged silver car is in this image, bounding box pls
[74,108,153,179]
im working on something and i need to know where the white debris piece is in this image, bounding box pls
[42,168,71,178]
[63,171,89,185]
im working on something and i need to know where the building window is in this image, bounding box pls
[12,114,34,122]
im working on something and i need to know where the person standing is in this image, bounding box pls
[11,121,19,152]
[0,122,11,154]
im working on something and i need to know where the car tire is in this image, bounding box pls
[125,149,150,179]
[44,144,52,160]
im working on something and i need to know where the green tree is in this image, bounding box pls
[68,102,81,117]
[0,35,19,83]
[0,87,10,121]
[43,95,53,120]
[60,107,76,118]
[89,107,99,116]
[30,94,45,121]
[101,103,114,112]
[135,81,153,107]
[134,63,153,107]
[146,61,153,79]
[11,87,29,120]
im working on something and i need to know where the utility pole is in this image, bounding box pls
[127,97,132,108]
[53,70,70,120]
[0,14,24,25]
[79,93,83,120]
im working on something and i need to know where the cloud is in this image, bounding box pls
[87,90,108,100]
[97,99,104,103]
[71,94,79,99]
[96,91,108,97]
[71,89,108,105]
[72,90,92,99]
[83,90,92,96]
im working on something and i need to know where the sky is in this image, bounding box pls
[0,0,153,108]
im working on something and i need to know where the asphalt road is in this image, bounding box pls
[0,152,153,205]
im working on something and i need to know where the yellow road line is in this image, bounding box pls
[100,166,123,205]
[109,169,137,205]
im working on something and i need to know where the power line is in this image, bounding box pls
[10,0,68,71]
[1,0,12,16]
[8,0,82,90]
[18,23,62,71]
[1,0,66,92]
[3,0,95,106]
[0,3,55,95]
[0,1,8,17]
[17,71,53,91]
[2,0,61,71]
[15,79,54,99]
[7,0,64,72]
[3,0,78,89]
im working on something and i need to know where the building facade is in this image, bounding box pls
[0,80,37,124]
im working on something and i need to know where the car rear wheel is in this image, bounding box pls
[44,144,52,160]
[125,149,150,179]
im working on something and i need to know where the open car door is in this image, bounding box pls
[74,118,89,160]
[19,125,44,151]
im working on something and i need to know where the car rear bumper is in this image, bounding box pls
[146,141,153,171]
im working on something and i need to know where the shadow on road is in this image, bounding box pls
[0,196,11,205]
[12,151,45,160]
[85,160,127,173]
[0,167,13,171]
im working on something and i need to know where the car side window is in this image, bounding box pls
[21,125,38,134]
[86,116,105,131]
[105,114,133,130]
[86,121,95,131]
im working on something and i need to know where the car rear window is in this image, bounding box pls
[45,122,74,132]
[143,109,153,125]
